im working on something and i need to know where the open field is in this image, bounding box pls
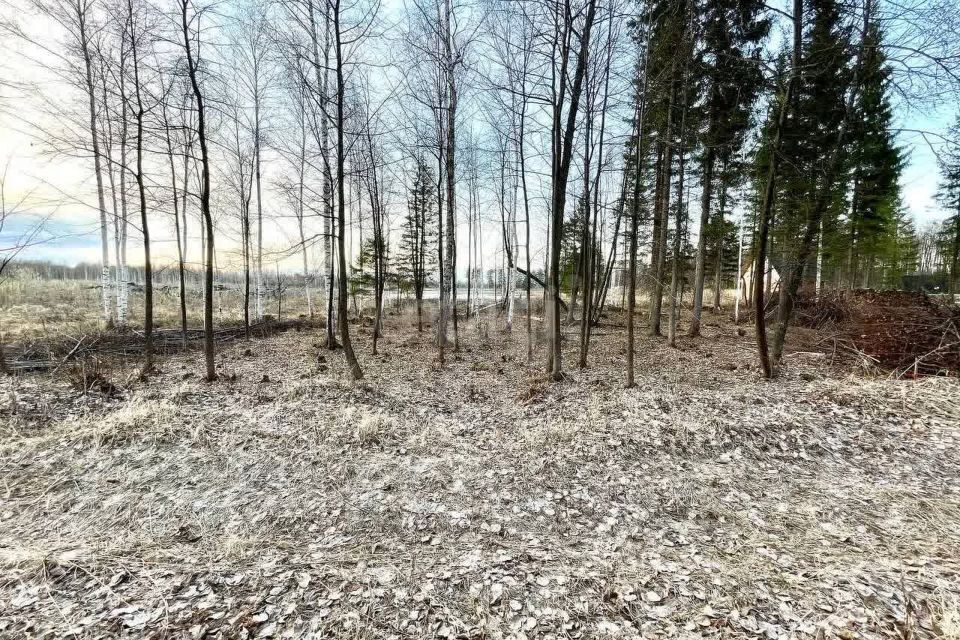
[0,277,319,344]
[0,276,541,345]
[2,307,959,639]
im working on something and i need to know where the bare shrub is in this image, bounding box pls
[355,410,396,446]
[66,357,120,397]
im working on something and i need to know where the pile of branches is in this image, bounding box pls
[800,289,960,376]
[794,289,850,329]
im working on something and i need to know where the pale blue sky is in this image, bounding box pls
[0,0,956,270]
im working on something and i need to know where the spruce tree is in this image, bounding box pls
[398,158,436,331]
[844,25,905,288]
[688,0,769,335]
[936,115,960,294]
[758,0,851,288]
[637,0,695,336]
[888,204,920,285]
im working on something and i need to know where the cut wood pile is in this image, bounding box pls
[797,289,960,376]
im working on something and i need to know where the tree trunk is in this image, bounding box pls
[689,146,714,336]
[712,183,727,312]
[308,0,337,349]
[244,207,251,338]
[163,97,189,347]
[117,66,130,328]
[625,36,649,386]
[297,125,312,318]
[649,84,674,337]
[78,5,112,328]
[254,98,264,323]
[668,77,689,348]
[754,0,803,378]
[333,0,362,380]
[466,179,473,318]
[129,6,152,373]
[520,113,532,363]
[436,140,446,360]
[438,0,458,359]
[182,0,216,381]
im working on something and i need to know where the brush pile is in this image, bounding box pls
[799,289,960,376]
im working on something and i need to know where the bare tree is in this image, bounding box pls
[545,0,598,380]
[329,0,374,379]
[233,1,274,322]
[179,0,216,381]
[121,0,157,373]
[275,70,315,318]
[15,0,114,326]
[577,1,618,368]
[160,77,193,346]
[753,0,802,378]
[222,83,256,338]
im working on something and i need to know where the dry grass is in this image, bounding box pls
[0,276,320,343]
[1,307,958,639]
[938,597,960,639]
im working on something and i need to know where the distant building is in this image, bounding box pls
[739,260,780,304]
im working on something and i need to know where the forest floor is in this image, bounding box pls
[1,309,959,639]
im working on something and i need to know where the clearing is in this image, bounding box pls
[1,313,959,639]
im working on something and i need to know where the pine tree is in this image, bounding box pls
[936,115,960,294]
[688,0,769,335]
[397,158,436,331]
[757,0,851,288]
[844,25,905,288]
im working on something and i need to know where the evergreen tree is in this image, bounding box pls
[936,115,960,294]
[756,0,851,286]
[888,203,920,285]
[630,0,696,336]
[350,237,376,303]
[560,192,589,292]
[688,0,769,334]
[844,25,905,288]
[397,158,436,330]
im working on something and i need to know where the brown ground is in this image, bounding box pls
[1,309,959,639]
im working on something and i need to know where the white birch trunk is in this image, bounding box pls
[734,219,744,325]
[815,217,823,299]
